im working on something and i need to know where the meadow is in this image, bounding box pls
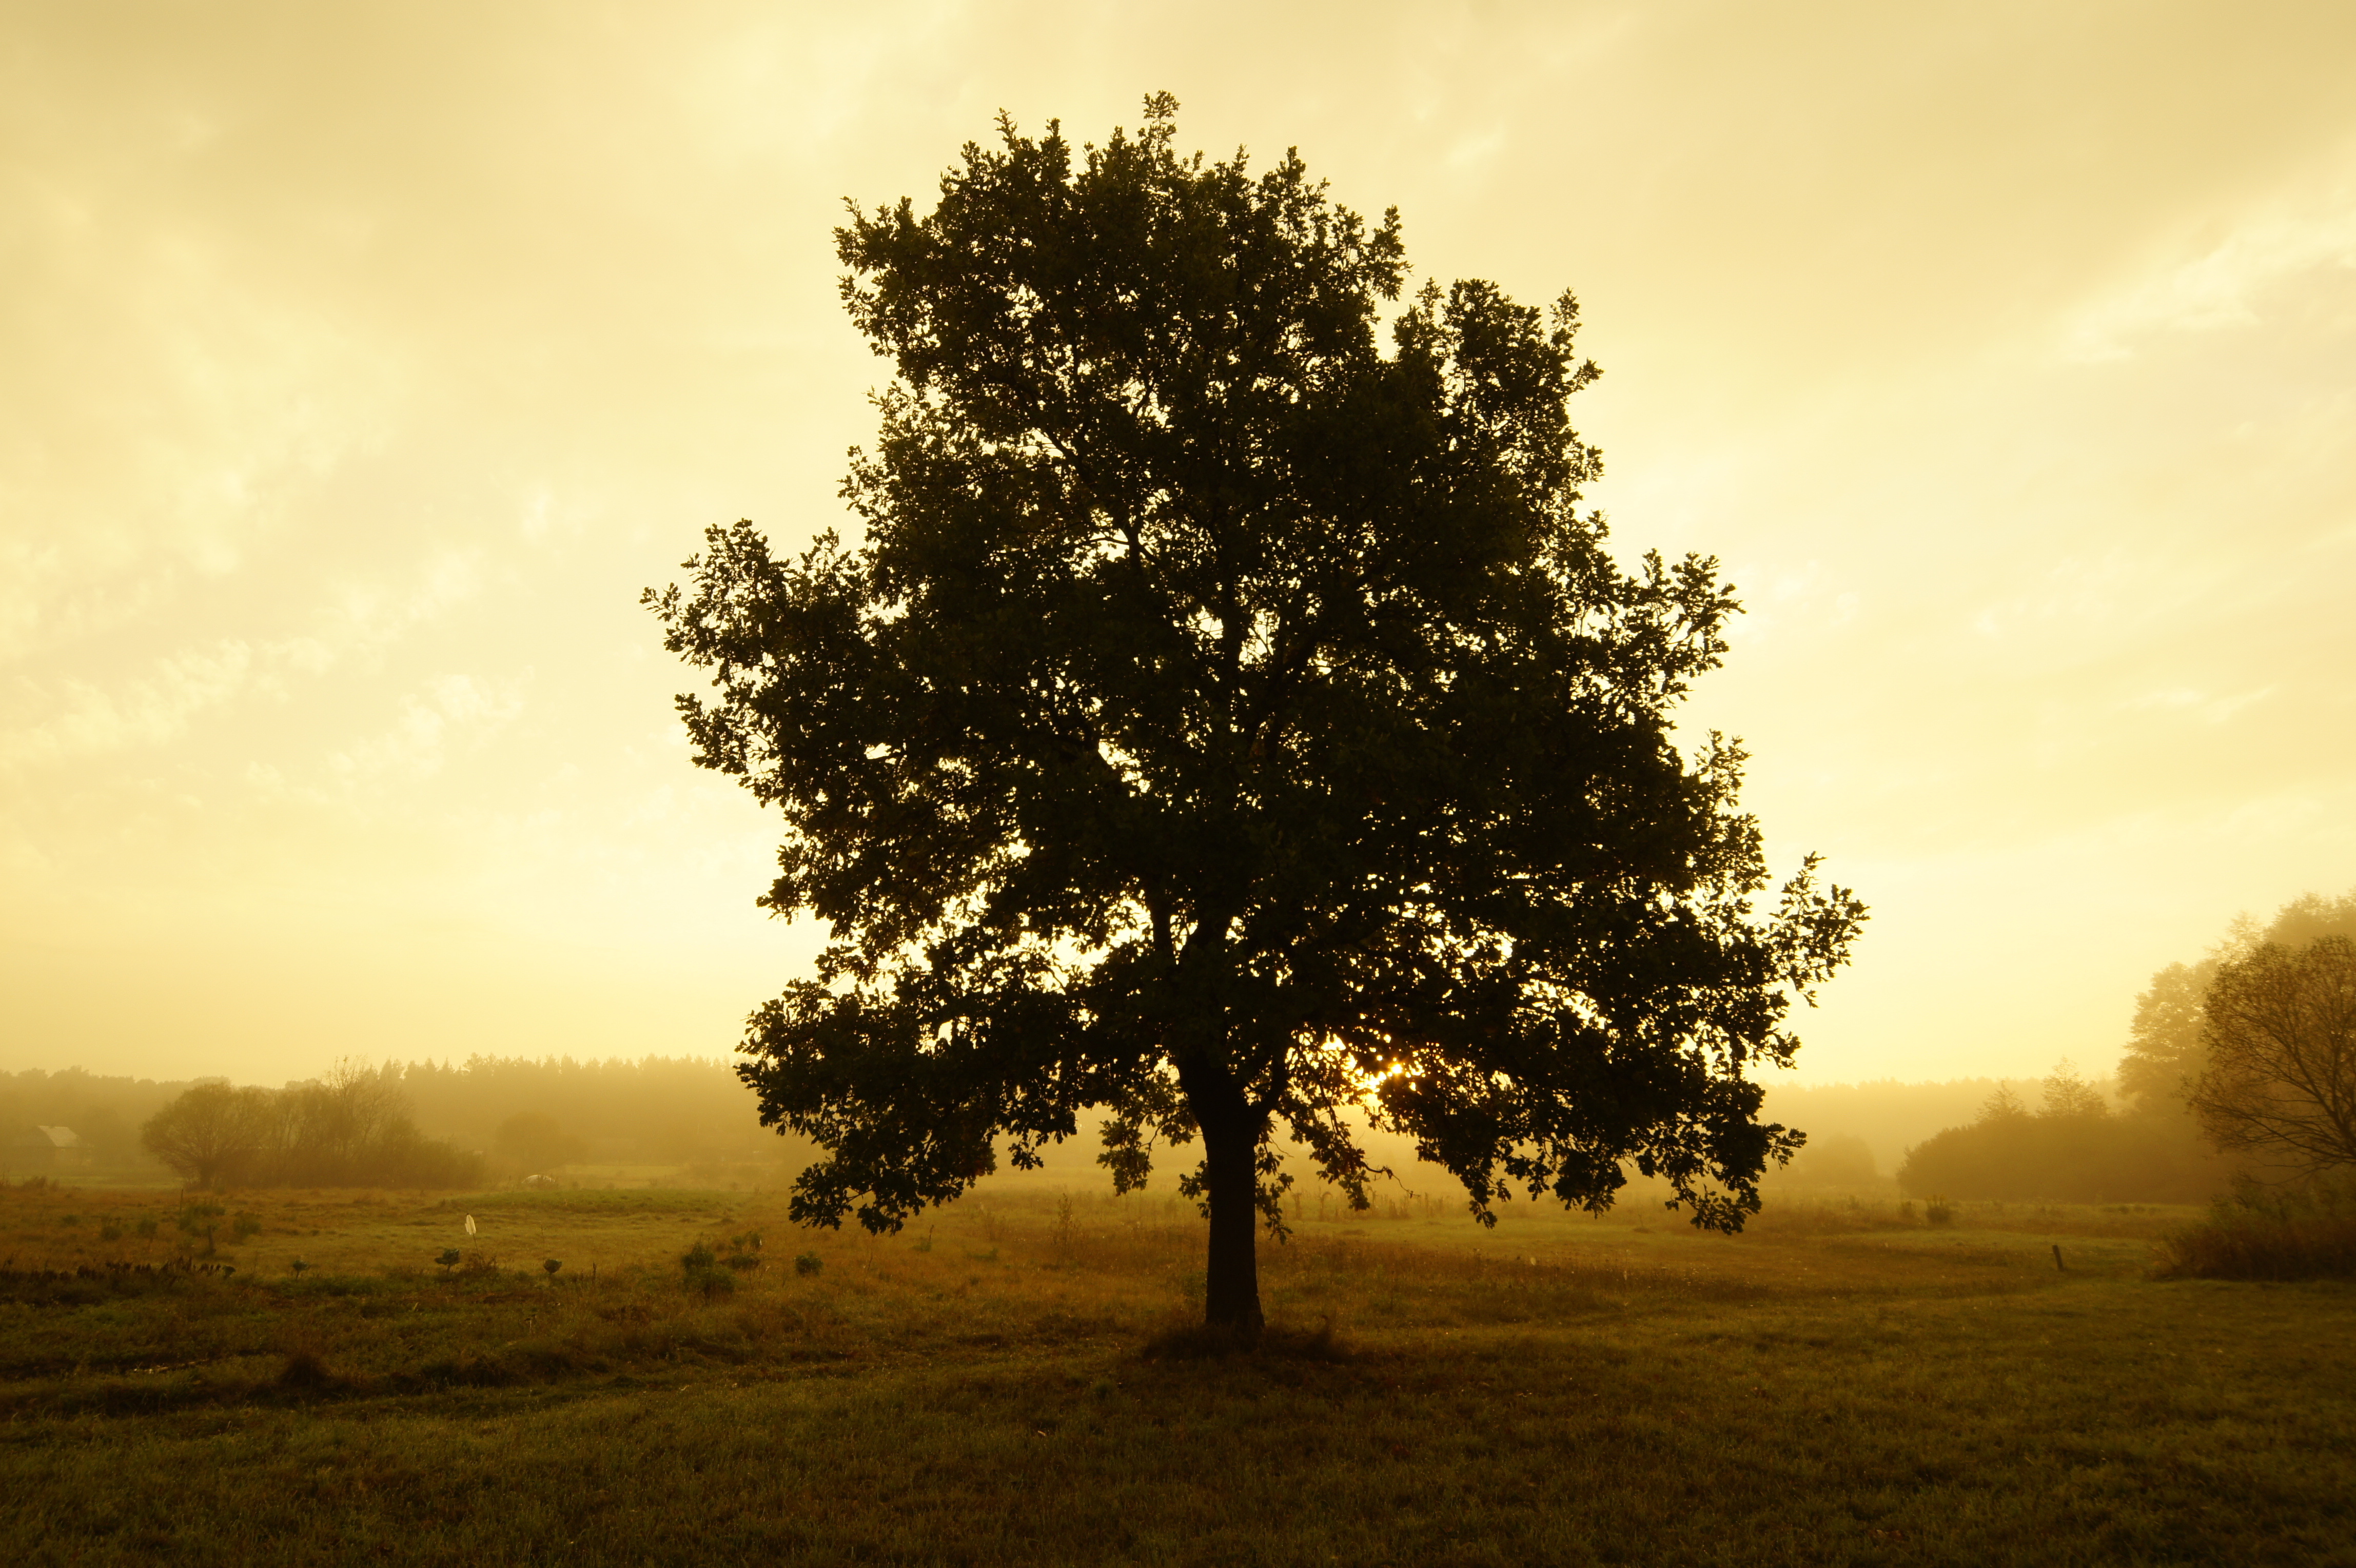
[2,1176,2350,1566]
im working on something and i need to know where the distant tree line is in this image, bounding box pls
[5,1054,815,1182]
[1761,1078,2069,1183]
[141,1062,481,1189]
[391,1054,807,1173]
[1897,890,2356,1205]
[1896,1062,2228,1203]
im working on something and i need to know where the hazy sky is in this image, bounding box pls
[5,1,2353,1089]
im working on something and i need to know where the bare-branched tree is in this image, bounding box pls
[139,1080,273,1188]
[2192,935,2356,1178]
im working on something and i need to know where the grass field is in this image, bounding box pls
[2,1177,2350,1565]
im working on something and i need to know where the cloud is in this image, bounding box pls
[0,549,484,770]
[2063,181,2356,362]
[0,640,256,768]
[326,671,531,790]
[315,549,485,671]
[2129,686,2276,725]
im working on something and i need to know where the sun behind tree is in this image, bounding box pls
[649,94,1866,1337]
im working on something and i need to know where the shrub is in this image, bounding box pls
[681,1240,736,1297]
[176,1203,226,1253]
[2157,1179,2356,1280]
[794,1252,823,1277]
[1924,1195,1953,1226]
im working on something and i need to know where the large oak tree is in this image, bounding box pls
[649,97,1866,1334]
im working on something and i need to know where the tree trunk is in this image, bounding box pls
[1199,1105,1266,1341]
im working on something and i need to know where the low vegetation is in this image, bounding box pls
[2,1176,2350,1564]
[2159,1178,2356,1281]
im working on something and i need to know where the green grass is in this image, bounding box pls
[2,1181,2350,1564]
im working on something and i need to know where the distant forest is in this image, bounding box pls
[1,1057,814,1185]
[0,1055,2229,1205]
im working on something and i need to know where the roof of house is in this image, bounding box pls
[9,1125,84,1149]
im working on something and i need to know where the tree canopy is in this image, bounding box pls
[2191,892,2356,1179]
[2121,891,2356,1123]
[649,97,1865,1332]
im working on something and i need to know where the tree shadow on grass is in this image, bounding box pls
[1138,1317,1351,1363]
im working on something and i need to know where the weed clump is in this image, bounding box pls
[278,1348,336,1393]
[794,1252,823,1277]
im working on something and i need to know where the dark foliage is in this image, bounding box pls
[649,96,1863,1328]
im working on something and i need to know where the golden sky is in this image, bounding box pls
[5,1,2353,1089]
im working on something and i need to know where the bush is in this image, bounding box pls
[794,1252,823,1277]
[2157,1180,2356,1280]
[176,1204,226,1252]
[680,1240,736,1298]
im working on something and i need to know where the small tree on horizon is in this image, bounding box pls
[649,96,1865,1336]
[2039,1061,2110,1121]
[140,1081,270,1189]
